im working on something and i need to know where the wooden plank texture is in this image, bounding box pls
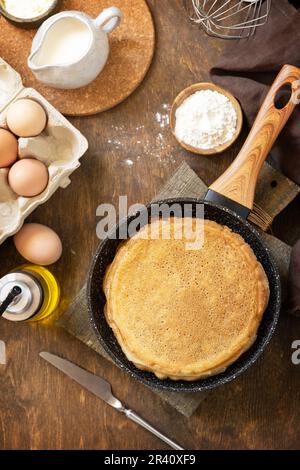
[1,0,300,450]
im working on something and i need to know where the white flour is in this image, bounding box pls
[175,89,237,150]
[3,0,54,19]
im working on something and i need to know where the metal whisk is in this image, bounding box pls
[184,0,272,39]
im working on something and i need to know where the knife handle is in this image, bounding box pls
[123,408,184,450]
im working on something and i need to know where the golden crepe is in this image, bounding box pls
[103,218,269,381]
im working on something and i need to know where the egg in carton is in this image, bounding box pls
[0,58,88,245]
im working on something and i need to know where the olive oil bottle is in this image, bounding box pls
[0,264,60,322]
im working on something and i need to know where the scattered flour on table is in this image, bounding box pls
[175,90,237,150]
[155,104,170,129]
[107,104,176,166]
[155,112,170,129]
[122,159,134,167]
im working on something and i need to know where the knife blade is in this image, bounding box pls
[40,351,123,410]
[40,351,184,450]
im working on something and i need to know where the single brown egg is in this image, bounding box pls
[14,223,62,266]
[0,128,18,168]
[8,158,49,197]
[6,98,47,137]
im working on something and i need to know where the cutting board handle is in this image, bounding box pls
[209,64,300,210]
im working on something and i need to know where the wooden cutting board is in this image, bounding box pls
[0,0,155,116]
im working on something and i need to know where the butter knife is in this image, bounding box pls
[40,352,184,450]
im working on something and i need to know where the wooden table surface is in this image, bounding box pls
[1,0,300,450]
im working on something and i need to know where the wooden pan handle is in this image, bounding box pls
[209,65,300,210]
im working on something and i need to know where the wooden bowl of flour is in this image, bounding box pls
[170,82,243,155]
[0,0,61,29]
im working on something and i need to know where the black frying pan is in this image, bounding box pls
[88,65,300,392]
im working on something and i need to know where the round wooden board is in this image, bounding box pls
[0,0,155,116]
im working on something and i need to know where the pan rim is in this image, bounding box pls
[88,198,281,393]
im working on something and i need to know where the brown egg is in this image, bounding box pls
[14,223,62,266]
[0,128,18,168]
[8,159,49,197]
[6,98,47,137]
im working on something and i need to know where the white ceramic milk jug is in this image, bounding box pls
[28,7,123,89]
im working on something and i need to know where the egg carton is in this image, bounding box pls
[0,58,88,245]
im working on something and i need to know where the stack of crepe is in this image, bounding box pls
[103,218,269,381]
